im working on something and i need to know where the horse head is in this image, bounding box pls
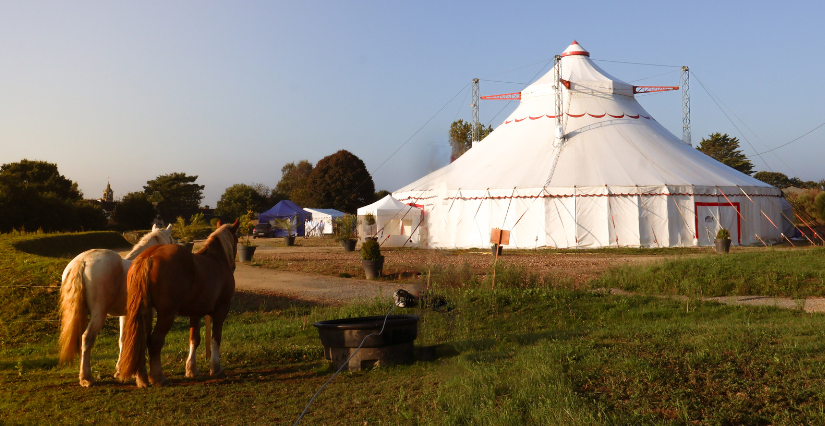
[147,223,175,245]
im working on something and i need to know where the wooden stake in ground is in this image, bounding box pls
[490,228,510,290]
[205,315,212,361]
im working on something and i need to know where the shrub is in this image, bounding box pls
[272,214,297,237]
[716,228,730,240]
[360,239,382,260]
[335,214,358,242]
[238,210,256,246]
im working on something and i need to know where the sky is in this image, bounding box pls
[2,1,824,208]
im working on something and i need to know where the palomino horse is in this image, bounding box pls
[118,220,239,387]
[59,224,174,387]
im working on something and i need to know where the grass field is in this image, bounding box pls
[597,246,825,297]
[3,233,825,424]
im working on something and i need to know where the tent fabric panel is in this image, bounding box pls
[666,194,697,247]
[574,187,608,248]
[638,192,669,247]
[544,197,576,248]
[608,194,642,247]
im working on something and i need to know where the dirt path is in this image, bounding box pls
[234,263,825,313]
[136,242,825,313]
[233,263,420,304]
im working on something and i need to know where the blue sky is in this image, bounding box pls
[1,1,823,207]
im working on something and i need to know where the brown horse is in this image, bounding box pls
[117,220,239,387]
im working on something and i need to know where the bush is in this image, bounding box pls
[360,239,382,260]
[335,214,358,242]
[716,228,730,240]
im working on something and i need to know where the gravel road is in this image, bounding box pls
[233,262,420,304]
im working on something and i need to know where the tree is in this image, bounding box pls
[0,159,95,232]
[215,183,269,221]
[449,119,493,162]
[752,171,825,190]
[0,159,82,201]
[303,150,374,213]
[753,171,793,189]
[274,160,313,206]
[696,133,754,175]
[143,173,204,217]
[73,200,108,231]
[112,192,157,230]
[373,189,391,202]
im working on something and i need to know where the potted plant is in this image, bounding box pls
[273,214,298,246]
[361,239,384,279]
[336,214,359,251]
[173,215,194,251]
[173,213,209,252]
[363,212,377,241]
[715,228,731,254]
[237,210,257,262]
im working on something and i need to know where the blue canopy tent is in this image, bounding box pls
[258,200,311,237]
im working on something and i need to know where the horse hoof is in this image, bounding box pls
[136,376,150,388]
[185,368,198,378]
[210,367,225,378]
[79,378,95,388]
[149,376,169,387]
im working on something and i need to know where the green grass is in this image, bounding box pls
[4,234,825,424]
[0,231,131,347]
[595,247,825,297]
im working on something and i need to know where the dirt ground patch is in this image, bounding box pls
[247,244,693,284]
[232,263,420,304]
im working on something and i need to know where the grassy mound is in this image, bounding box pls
[595,247,825,297]
[0,231,131,347]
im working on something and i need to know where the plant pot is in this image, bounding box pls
[180,242,195,252]
[366,237,378,242]
[491,244,503,256]
[343,239,357,252]
[238,245,257,262]
[714,238,731,254]
[284,236,295,246]
[362,257,384,279]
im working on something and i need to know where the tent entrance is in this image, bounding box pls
[695,202,740,245]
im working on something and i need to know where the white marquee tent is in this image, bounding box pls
[394,41,785,249]
[356,195,423,247]
[304,208,345,235]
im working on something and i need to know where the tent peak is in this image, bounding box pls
[561,40,590,58]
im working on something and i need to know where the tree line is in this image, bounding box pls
[214,149,389,221]
[0,150,387,233]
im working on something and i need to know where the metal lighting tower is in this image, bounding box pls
[681,66,691,146]
[554,55,563,141]
[471,78,480,145]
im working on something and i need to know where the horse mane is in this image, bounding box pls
[124,227,173,260]
[198,224,235,268]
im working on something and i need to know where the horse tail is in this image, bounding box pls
[118,255,153,381]
[58,259,88,364]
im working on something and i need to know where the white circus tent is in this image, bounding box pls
[393,41,784,249]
